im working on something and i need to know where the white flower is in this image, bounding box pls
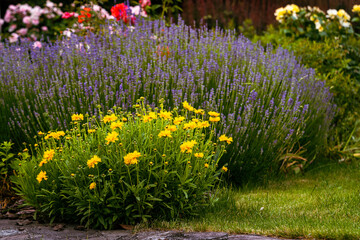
[327,9,338,19]
[130,6,141,15]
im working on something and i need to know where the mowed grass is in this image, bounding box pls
[143,161,360,239]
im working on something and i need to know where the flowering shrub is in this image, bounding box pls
[11,99,228,228]
[0,1,64,42]
[0,18,334,184]
[274,4,354,40]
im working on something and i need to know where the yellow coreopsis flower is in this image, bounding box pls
[209,117,220,122]
[71,113,84,121]
[87,155,101,168]
[219,134,233,144]
[105,131,119,144]
[38,131,44,135]
[36,170,48,183]
[182,101,194,111]
[204,163,209,168]
[222,166,228,172]
[353,5,360,13]
[183,121,197,130]
[166,125,177,132]
[88,129,96,133]
[180,140,197,153]
[208,111,220,117]
[194,109,205,115]
[124,151,141,165]
[173,116,185,125]
[197,121,210,128]
[89,182,96,190]
[159,111,172,120]
[43,149,55,161]
[103,114,118,124]
[194,152,204,158]
[110,121,124,130]
[158,129,172,138]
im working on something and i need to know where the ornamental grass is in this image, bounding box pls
[11,99,229,229]
[0,18,334,184]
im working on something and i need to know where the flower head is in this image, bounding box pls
[180,140,197,153]
[166,125,177,132]
[103,114,118,124]
[158,129,172,138]
[219,134,233,144]
[182,101,194,111]
[173,116,185,125]
[105,131,119,144]
[353,5,360,13]
[204,163,209,168]
[87,155,101,168]
[183,121,197,130]
[43,149,55,161]
[110,121,124,130]
[89,182,96,190]
[71,113,84,121]
[194,152,204,158]
[159,110,172,120]
[197,121,210,128]
[209,117,220,122]
[124,151,141,165]
[208,111,220,117]
[36,170,48,183]
[194,109,205,115]
[222,166,228,172]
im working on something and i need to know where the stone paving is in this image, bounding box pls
[0,219,286,240]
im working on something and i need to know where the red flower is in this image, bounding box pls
[111,3,128,21]
[62,12,75,19]
[78,7,92,23]
[111,3,136,24]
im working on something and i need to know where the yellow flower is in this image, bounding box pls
[71,113,84,121]
[105,131,119,144]
[89,182,96,190]
[337,9,350,20]
[65,136,72,140]
[103,114,118,124]
[166,125,177,132]
[183,121,197,130]
[173,116,185,125]
[197,121,210,128]
[44,131,65,140]
[23,148,28,152]
[39,159,47,167]
[192,119,199,123]
[110,121,124,130]
[194,152,204,158]
[38,131,44,135]
[36,170,48,183]
[159,111,172,120]
[354,153,360,158]
[87,155,101,168]
[208,111,220,117]
[180,140,197,153]
[143,112,157,123]
[353,5,360,13]
[88,129,96,133]
[209,117,220,122]
[71,173,75,177]
[219,134,233,144]
[43,149,55,161]
[182,101,194,111]
[34,144,38,147]
[204,163,209,168]
[124,151,141,165]
[158,129,172,138]
[222,166,228,172]
[194,109,205,115]
[122,117,127,122]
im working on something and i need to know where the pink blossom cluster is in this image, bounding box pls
[0,1,63,43]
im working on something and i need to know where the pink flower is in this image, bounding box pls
[4,10,13,22]
[33,41,42,49]
[9,33,19,43]
[140,0,151,8]
[41,26,48,31]
[62,12,75,19]
[17,28,28,36]
[0,19,4,27]
[8,24,17,32]
[23,16,31,25]
[32,18,40,25]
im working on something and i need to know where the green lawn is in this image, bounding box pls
[143,161,360,239]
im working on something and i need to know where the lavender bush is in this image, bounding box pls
[0,19,334,184]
